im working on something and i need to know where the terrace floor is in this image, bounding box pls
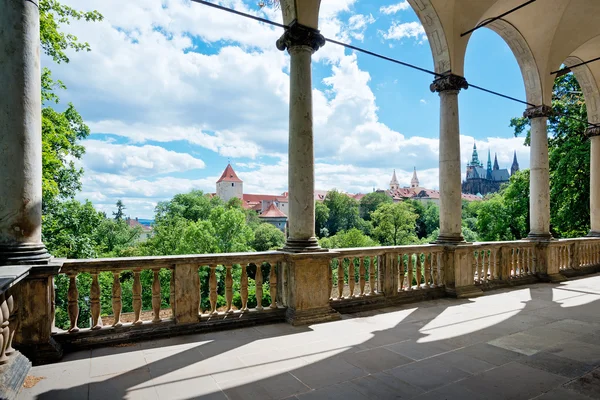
[20,274,600,400]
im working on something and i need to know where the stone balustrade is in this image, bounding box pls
[547,238,600,272]
[53,252,285,348]
[469,241,537,285]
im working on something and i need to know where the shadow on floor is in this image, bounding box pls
[29,276,600,400]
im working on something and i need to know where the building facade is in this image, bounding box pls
[461,144,519,196]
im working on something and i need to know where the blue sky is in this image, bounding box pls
[49,0,530,219]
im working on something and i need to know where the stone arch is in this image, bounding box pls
[482,18,544,107]
[407,0,451,74]
[564,56,600,125]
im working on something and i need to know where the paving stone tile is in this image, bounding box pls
[488,332,555,356]
[547,341,600,366]
[295,383,369,400]
[386,357,471,392]
[89,368,159,400]
[544,319,600,336]
[154,375,226,400]
[90,349,148,377]
[290,357,367,390]
[385,339,458,361]
[563,367,600,399]
[520,351,595,378]
[459,362,567,400]
[534,387,596,400]
[342,347,413,373]
[412,381,487,400]
[430,349,496,374]
[221,372,311,400]
[348,372,424,399]
[458,343,524,366]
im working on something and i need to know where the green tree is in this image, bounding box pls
[113,200,126,221]
[371,202,418,245]
[359,191,392,220]
[93,219,141,257]
[315,201,330,237]
[252,224,285,251]
[511,73,589,237]
[323,190,361,235]
[155,190,222,223]
[319,228,379,249]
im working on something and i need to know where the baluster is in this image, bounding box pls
[50,277,56,332]
[255,263,264,310]
[241,263,249,312]
[225,265,233,313]
[407,254,414,290]
[209,264,218,314]
[369,256,377,295]
[90,272,101,330]
[270,263,278,309]
[483,251,488,283]
[328,260,333,300]
[337,258,344,300]
[0,294,8,364]
[67,273,79,333]
[359,257,366,296]
[398,254,405,291]
[416,254,423,289]
[492,249,498,280]
[132,269,142,325]
[473,251,479,284]
[5,291,16,355]
[151,269,161,322]
[348,258,355,297]
[170,268,176,315]
[112,271,122,327]
[423,252,431,288]
[430,253,437,286]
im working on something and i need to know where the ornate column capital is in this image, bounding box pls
[523,105,553,119]
[276,21,326,53]
[430,74,468,93]
[586,125,600,138]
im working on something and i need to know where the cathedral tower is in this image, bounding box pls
[486,149,493,180]
[493,153,500,170]
[511,151,520,176]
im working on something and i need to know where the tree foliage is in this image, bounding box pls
[319,228,379,249]
[371,202,418,246]
[252,223,286,251]
[359,191,392,220]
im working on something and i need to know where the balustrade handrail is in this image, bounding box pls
[329,243,445,258]
[61,250,284,273]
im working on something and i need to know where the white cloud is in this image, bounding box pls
[82,139,206,176]
[420,99,427,104]
[345,14,376,41]
[380,1,411,15]
[381,21,427,43]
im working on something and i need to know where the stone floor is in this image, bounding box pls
[20,274,600,400]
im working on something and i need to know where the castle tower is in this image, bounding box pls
[493,153,500,170]
[486,149,493,180]
[216,164,243,202]
[511,151,520,176]
[411,167,420,188]
[390,169,399,191]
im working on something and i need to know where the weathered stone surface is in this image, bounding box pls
[0,352,31,399]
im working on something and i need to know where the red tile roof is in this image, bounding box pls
[259,203,287,218]
[217,164,243,183]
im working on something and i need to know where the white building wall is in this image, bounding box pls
[216,181,243,202]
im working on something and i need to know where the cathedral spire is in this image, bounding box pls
[390,169,399,190]
[511,151,520,175]
[469,142,482,167]
[486,149,493,180]
[411,167,419,188]
[493,152,500,170]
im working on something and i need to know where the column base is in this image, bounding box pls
[434,234,465,245]
[16,337,63,366]
[526,233,553,241]
[587,231,600,237]
[538,273,568,283]
[282,237,327,253]
[0,243,50,266]
[445,285,484,299]
[285,306,341,326]
[0,351,31,400]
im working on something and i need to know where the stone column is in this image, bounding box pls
[587,126,600,236]
[430,74,469,243]
[525,105,553,240]
[277,22,325,253]
[0,0,50,265]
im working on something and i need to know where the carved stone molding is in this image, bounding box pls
[430,74,468,93]
[523,105,553,119]
[276,21,326,53]
[586,125,600,138]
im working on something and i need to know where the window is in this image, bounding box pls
[232,183,234,187]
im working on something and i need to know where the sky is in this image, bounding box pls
[48,0,531,219]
